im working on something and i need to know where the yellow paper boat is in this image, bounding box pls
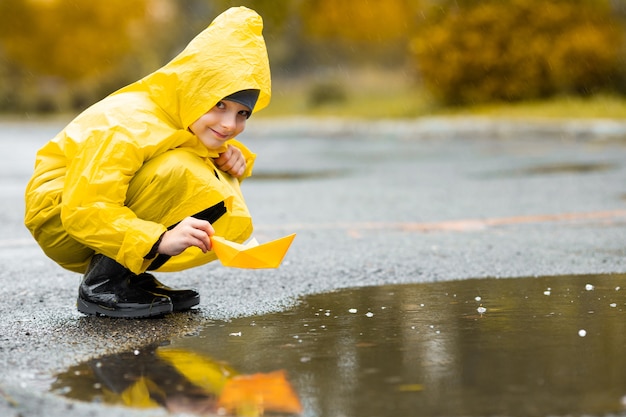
[210,233,296,269]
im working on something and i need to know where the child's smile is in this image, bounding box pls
[189,100,251,149]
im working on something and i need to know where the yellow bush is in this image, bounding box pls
[0,0,148,80]
[411,0,624,105]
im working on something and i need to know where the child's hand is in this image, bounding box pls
[157,217,215,256]
[213,145,246,178]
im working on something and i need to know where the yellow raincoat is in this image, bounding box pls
[24,7,271,274]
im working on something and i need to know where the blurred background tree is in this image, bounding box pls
[0,0,625,116]
[412,0,625,105]
[0,0,190,111]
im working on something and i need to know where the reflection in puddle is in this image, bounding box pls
[52,343,301,416]
[53,273,626,417]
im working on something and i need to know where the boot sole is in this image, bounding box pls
[171,294,200,312]
[77,297,173,318]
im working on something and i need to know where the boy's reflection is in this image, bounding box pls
[52,342,301,416]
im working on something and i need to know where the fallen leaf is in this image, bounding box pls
[397,383,425,392]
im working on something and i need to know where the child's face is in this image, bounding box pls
[189,100,251,149]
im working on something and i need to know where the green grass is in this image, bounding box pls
[257,78,626,120]
[259,90,432,119]
[441,95,626,120]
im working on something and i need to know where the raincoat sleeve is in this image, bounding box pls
[60,127,167,274]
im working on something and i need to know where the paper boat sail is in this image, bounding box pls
[210,233,296,269]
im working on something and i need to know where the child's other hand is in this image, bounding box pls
[158,217,215,256]
[213,145,246,178]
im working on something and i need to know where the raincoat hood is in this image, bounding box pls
[115,6,271,129]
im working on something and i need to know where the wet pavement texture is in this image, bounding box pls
[1,117,626,417]
[52,273,626,417]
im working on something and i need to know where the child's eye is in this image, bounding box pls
[215,101,226,109]
[238,110,251,118]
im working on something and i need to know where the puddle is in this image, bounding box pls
[480,162,616,178]
[249,170,345,181]
[521,162,616,175]
[52,273,626,417]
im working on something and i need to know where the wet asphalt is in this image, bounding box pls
[1,116,626,417]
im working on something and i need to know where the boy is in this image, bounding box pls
[24,7,271,318]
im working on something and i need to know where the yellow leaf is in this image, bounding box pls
[397,383,424,392]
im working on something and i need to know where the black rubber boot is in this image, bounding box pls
[77,254,173,318]
[134,273,200,312]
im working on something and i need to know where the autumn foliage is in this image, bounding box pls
[411,0,625,105]
[2,0,626,113]
[0,0,177,111]
[0,0,147,80]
